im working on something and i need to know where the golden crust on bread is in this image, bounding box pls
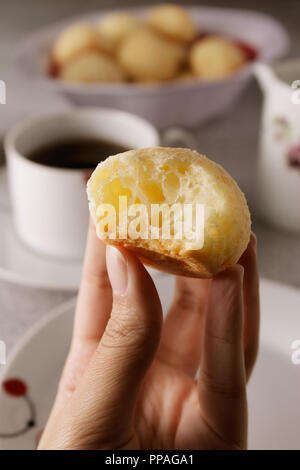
[118,28,185,81]
[60,51,125,83]
[97,12,140,50]
[190,36,246,80]
[104,238,213,278]
[87,147,251,278]
[148,4,197,43]
[52,23,105,66]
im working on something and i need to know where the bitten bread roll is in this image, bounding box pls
[87,147,251,278]
[52,23,105,66]
[118,28,184,81]
[148,4,197,42]
[60,51,125,83]
[190,36,246,80]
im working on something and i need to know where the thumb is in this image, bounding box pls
[67,246,163,448]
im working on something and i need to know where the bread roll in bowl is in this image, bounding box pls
[148,4,197,43]
[118,28,184,82]
[97,12,140,50]
[60,51,125,83]
[190,36,246,80]
[52,23,105,66]
[87,147,251,278]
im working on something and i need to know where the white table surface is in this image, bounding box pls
[1,0,300,354]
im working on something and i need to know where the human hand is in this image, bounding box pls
[38,224,259,450]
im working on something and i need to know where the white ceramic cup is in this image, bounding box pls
[5,108,160,259]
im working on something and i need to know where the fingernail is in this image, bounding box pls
[106,246,128,295]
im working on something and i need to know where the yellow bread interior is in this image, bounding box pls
[87,147,251,278]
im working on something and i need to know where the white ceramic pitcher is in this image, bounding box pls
[255,59,300,234]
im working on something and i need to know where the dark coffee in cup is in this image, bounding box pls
[27,138,129,169]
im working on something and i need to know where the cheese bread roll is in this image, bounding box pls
[60,51,125,83]
[52,23,105,66]
[87,147,251,278]
[148,4,197,42]
[97,12,140,50]
[190,36,246,80]
[119,28,184,81]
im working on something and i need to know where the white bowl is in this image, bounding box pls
[14,6,289,129]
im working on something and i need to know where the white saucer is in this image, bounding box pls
[0,277,299,450]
